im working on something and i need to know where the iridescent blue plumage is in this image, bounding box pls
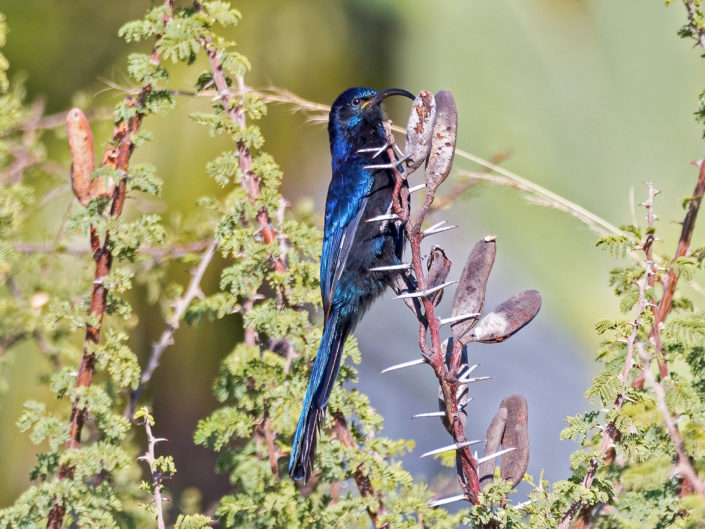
[289,87,414,481]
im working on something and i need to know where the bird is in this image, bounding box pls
[289,86,414,481]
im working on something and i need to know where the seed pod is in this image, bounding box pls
[479,395,529,489]
[451,236,496,345]
[404,90,436,172]
[426,245,451,306]
[478,402,507,487]
[66,108,114,206]
[467,290,542,344]
[499,395,529,487]
[425,90,457,191]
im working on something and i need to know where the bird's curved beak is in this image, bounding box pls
[362,87,415,109]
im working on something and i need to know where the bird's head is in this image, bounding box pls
[328,86,414,147]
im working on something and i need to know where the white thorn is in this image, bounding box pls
[381,358,425,374]
[475,447,516,465]
[458,375,492,384]
[420,440,481,459]
[411,411,446,419]
[425,221,447,232]
[357,144,389,158]
[408,183,426,193]
[423,224,458,236]
[439,313,481,326]
[366,214,399,223]
[395,281,456,299]
[428,494,467,508]
[364,154,410,170]
[369,263,411,272]
[460,364,479,376]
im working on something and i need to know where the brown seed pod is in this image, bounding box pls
[467,290,542,344]
[426,245,451,306]
[451,236,496,345]
[425,89,457,191]
[66,108,114,206]
[479,395,530,488]
[404,90,436,172]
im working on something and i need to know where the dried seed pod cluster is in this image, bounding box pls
[404,89,457,191]
[384,89,541,505]
[66,108,115,206]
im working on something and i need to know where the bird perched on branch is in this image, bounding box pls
[289,86,414,481]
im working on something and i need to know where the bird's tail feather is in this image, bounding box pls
[289,309,350,481]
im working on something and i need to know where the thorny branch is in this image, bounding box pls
[195,15,291,493]
[46,3,174,528]
[649,160,705,378]
[137,410,168,529]
[558,183,659,529]
[333,412,390,529]
[126,239,218,418]
[684,0,705,52]
[382,128,481,503]
[637,343,705,499]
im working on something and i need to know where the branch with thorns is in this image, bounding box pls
[370,90,539,508]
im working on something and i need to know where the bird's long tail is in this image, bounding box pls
[289,308,350,481]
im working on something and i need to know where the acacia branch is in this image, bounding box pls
[137,410,168,529]
[684,0,705,52]
[197,34,284,274]
[46,3,173,527]
[126,239,218,418]
[649,160,705,378]
[558,184,659,529]
[637,343,705,499]
[333,412,390,529]
[382,130,481,503]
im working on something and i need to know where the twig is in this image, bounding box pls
[649,161,705,378]
[683,0,705,52]
[126,239,218,418]
[333,412,390,529]
[637,343,705,498]
[46,3,174,527]
[558,184,658,529]
[197,34,285,274]
[137,409,168,529]
[13,240,210,259]
[381,131,481,503]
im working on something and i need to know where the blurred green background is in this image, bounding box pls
[2,0,704,513]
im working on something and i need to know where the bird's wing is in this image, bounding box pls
[320,189,369,318]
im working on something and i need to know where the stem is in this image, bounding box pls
[649,161,705,378]
[383,131,481,503]
[558,185,658,529]
[138,412,168,529]
[46,2,174,524]
[637,343,705,499]
[197,35,285,273]
[333,412,390,529]
[126,239,218,418]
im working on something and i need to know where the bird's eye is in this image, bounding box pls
[352,97,361,106]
